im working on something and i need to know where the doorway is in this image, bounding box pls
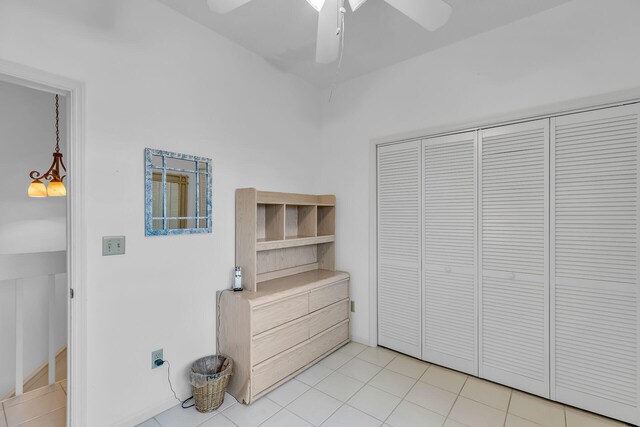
[0,60,85,427]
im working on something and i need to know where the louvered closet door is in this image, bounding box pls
[377,141,422,358]
[479,120,550,397]
[551,104,640,425]
[422,132,477,375]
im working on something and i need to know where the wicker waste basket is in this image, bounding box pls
[189,355,233,413]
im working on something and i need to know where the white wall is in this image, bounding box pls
[318,0,640,344]
[0,1,321,425]
[0,81,67,254]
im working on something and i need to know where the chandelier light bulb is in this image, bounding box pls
[47,178,67,197]
[27,179,47,198]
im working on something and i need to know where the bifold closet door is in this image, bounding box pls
[551,104,640,424]
[377,141,422,358]
[479,119,550,397]
[422,133,477,375]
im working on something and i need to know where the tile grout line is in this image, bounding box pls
[316,371,367,401]
[192,402,228,427]
[453,381,511,415]
[341,403,378,425]
[363,357,420,396]
[315,348,411,425]
[312,359,346,426]
[443,375,468,427]
[253,397,285,427]
[317,353,354,371]
[310,383,354,424]
[378,355,421,426]
[347,352,399,425]
[318,403,346,427]
[365,375,416,400]
[361,347,398,425]
[290,362,365,426]
[502,390,513,427]
[213,409,240,427]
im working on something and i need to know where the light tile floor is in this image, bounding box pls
[140,343,629,427]
[0,380,67,427]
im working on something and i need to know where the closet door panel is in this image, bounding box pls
[479,120,550,397]
[422,132,477,374]
[551,104,640,424]
[377,142,422,358]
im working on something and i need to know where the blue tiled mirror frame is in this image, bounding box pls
[145,148,212,236]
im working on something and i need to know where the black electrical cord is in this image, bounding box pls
[155,359,195,409]
[154,288,233,411]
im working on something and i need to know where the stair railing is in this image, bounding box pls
[0,251,66,396]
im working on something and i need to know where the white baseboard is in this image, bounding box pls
[111,397,177,427]
[350,334,371,347]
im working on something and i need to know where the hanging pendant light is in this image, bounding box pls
[28,94,66,198]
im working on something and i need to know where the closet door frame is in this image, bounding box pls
[478,119,551,398]
[421,132,478,375]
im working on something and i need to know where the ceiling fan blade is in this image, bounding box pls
[316,0,340,64]
[306,0,326,12]
[348,0,368,11]
[384,0,452,31]
[206,0,253,14]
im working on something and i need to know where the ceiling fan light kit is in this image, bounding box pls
[207,0,453,64]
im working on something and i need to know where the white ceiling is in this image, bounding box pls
[157,0,570,88]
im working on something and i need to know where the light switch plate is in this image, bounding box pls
[102,236,125,256]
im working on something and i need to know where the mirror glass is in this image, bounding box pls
[145,148,212,236]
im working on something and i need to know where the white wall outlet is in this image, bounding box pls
[350,300,355,312]
[151,349,163,369]
[102,236,125,256]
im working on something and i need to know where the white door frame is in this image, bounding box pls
[0,58,86,427]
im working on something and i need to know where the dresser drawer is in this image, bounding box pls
[253,293,308,335]
[309,298,349,336]
[253,317,309,365]
[309,280,349,312]
[253,299,349,365]
[252,321,349,396]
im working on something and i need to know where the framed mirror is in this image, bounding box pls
[145,148,212,236]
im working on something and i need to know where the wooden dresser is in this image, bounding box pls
[218,189,350,404]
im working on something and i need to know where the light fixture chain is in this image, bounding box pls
[27,93,66,197]
[55,94,60,153]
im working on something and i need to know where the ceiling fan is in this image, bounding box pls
[206,0,453,64]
